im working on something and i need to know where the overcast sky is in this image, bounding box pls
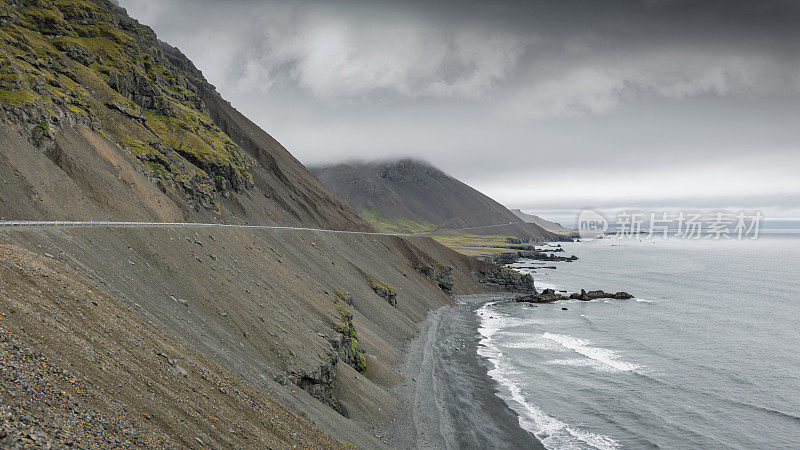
[119,0,800,221]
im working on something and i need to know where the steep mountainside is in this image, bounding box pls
[510,208,578,237]
[0,1,535,447]
[311,159,558,241]
[0,0,367,230]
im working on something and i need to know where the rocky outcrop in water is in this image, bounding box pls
[571,289,633,300]
[482,250,578,265]
[516,288,634,303]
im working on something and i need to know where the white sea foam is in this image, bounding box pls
[541,333,640,373]
[476,304,621,450]
[546,358,598,367]
[503,339,569,351]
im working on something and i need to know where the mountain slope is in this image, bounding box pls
[0,0,367,231]
[510,208,578,237]
[311,159,558,241]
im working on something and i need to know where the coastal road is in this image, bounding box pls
[0,220,527,237]
[0,220,416,236]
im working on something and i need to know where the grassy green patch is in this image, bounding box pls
[0,89,38,106]
[361,208,438,234]
[432,234,526,257]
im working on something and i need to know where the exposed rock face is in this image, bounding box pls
[475,267,537,294]
[416,263,454,295]
[332,310,367,375]
[371,281,397,307]
[293,355,339,412]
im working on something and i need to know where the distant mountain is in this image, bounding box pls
[510,209,578,237]
[311,159,559,241]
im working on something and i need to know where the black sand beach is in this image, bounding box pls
[378,294,544,449]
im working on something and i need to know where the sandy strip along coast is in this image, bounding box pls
[378,293,544,449]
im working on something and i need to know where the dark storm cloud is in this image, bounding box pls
[119,0,800,217]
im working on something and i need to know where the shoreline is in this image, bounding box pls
[377,293,544,449]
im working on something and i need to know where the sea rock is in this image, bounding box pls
[519,288,634,303]
[483,250,578,265]
[516,288,568,303]
[568,290,635,301]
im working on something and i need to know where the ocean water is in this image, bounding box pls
[477,236,800,449]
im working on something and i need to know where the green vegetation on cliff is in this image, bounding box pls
[0,0,253,208]
[332,297,367,374]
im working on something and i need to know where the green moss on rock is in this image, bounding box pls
[0,0,255,209]
[0,89,37,105]
[331,300,367,374]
